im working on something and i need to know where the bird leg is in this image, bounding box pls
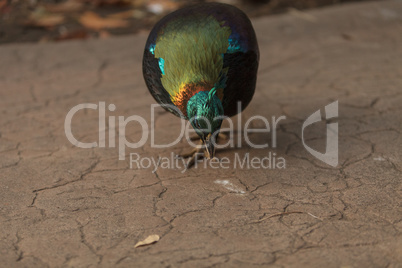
[177,139,205,168]
[188,135,201,141]
[188,131,229,141]
[179,132,227,168]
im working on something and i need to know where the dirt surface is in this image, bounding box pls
[1,1,401,267]
[0,0,369,44]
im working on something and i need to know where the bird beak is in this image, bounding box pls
[203,133,215,159]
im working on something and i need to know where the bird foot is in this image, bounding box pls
[177,136,224,168]
[177,150,222,169]
[188,135,201,141]
[188,132,229,142]
[176,148,205,168]
[176,140,205,168]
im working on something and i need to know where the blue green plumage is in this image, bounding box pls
[143,3,259,159]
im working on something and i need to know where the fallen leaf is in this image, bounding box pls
[83,0,141,7]
[26,9,65,28]
[134,234,160,248]
[214,179,246,194]
[108,9,145,19]
[55,29,90,41]
[79,11,129,30]
[0,0,6,9]
[44,0,84,13]
[0,0,10,15]
[146,0,181,14]
[33,15,65,27]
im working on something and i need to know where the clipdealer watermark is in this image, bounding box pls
[129,152,285,173]
[64,101,338,172]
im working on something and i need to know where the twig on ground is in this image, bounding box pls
[255,211,323,223]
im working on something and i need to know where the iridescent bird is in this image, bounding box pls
[143,3,259,165]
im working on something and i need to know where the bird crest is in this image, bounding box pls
[203,87,218,110]
[208,87,217,101]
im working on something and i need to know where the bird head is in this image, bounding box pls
[187,88,224,159]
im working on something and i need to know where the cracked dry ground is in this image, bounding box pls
[1,1,402,267]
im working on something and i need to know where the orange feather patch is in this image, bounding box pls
[172,81,213,117]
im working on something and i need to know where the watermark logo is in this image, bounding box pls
[64,102,286,160]
[64,101,339,170]
[302,101,338,167]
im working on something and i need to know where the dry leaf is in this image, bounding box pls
[56,29,89,41]
[134,234,160,248]
[26,9,65,28]
[79,11,128,30]
[146,0,181,14]
[108,9,144,19]
[83,0,139,7]
[31,15,65,27]
[44,0,84,13]
[0,0,7,9]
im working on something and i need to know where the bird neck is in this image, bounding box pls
[171,81,213,117]
[186,90,224,131]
